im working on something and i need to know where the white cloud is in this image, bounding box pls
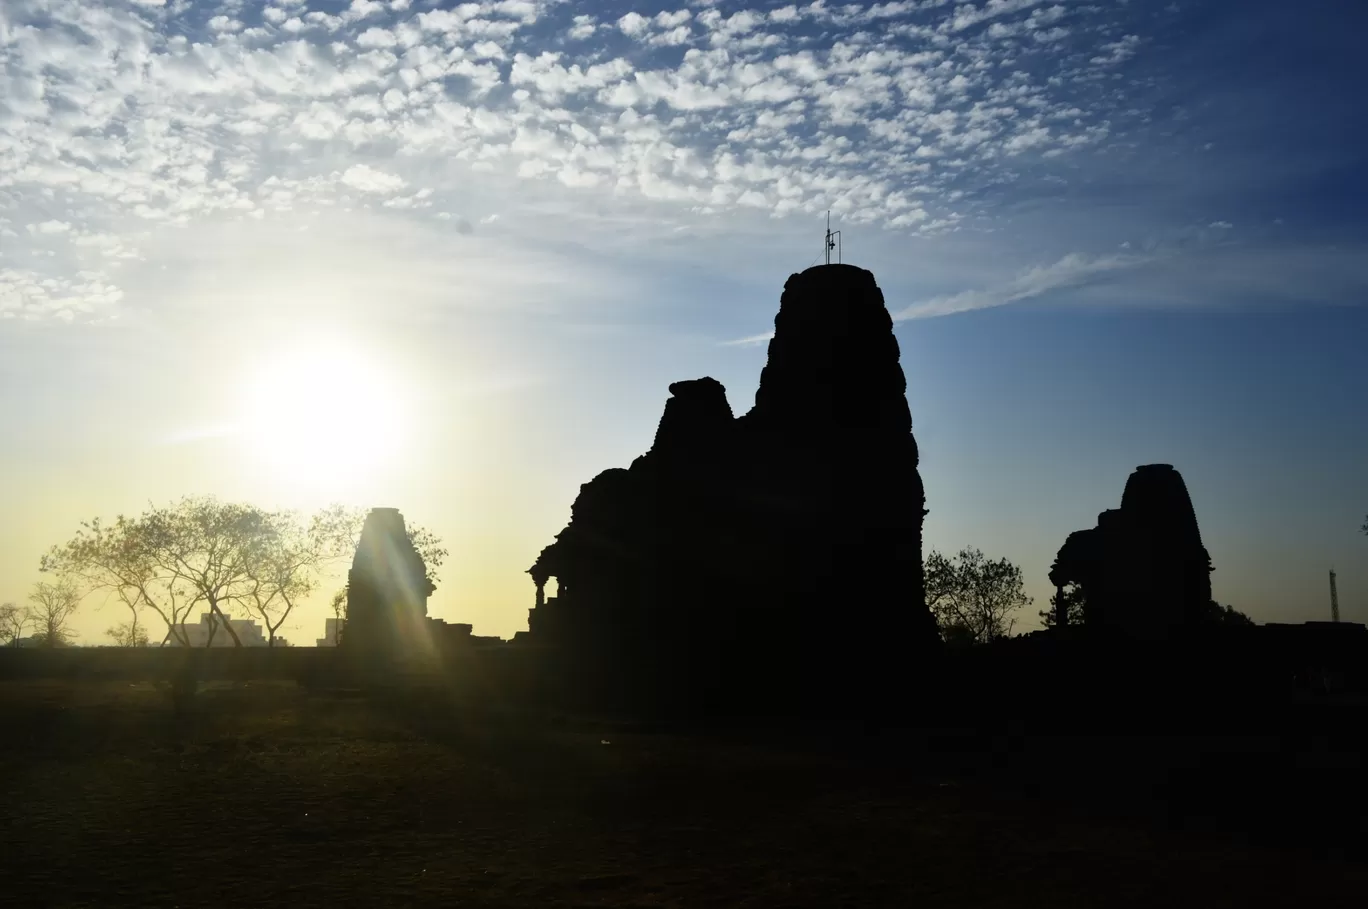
[0,0,1161,321]
[343,0,386,23]
[948,0,1048,33]
[656,10,693,28]
[567,15,598,39]
[0,268,124,321]
[617,12,650,36]
[207,16,244,33]
[356,27,397,48]
[339,164,407,193]
[894,253,1148,319]
[1091,34,1141,65]
[720,330,775,346]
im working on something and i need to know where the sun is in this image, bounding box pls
[239,342,409,490]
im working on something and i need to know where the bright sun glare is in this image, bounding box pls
[240,343,408,490]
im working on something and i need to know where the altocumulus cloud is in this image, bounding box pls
[1,0,1158,321]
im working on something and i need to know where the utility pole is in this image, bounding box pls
[1329,568,1340,623]
[824,211,841,265]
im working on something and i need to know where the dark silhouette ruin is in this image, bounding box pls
[341,508,436,672]
[338,507,488,677]
[527,264,936,713]
[1049,464,1215,638]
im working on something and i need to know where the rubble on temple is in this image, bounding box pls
[527,264,937,714]
[1049,464,1216,638]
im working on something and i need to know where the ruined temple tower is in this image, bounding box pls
[341,507,435,671]
[528,264,934,713]
[1050,464,1214,638]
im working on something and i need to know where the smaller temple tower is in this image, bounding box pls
[341,507,435,673]
[1050,464,1214,639]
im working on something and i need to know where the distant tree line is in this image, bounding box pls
[14,497,445,649]
[1,580,84,648]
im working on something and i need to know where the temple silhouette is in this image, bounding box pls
[340,507,483,678]
[1049,464,1216,637]
[525,264,936,714]
[322,275,1368,718]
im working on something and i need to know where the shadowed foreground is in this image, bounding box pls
[3,681,1364,908]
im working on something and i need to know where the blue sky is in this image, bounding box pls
[0,0,1365,640]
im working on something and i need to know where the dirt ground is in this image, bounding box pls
[2,680,1364,908]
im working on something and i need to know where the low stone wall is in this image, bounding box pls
[0,642,550,702]
[0,646,330,682]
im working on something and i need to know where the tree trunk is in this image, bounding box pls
[206,598,242,647]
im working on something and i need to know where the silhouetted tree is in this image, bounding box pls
[0,602,28,646]
[329,585,348,646]
[45,498,285,647]
[1192,600,1255,626]
[924,547,1031,645]
[404,525,449,592]
[1039,583,1087,628]
[26,579,82,648]
[105,621,151,647]
[42,512,196,645]
[1362,514,1367,537]
[239,506,359,647]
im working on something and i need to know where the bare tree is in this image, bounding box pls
[924,547,1032,645]
[329,586,347,645]
[45,499,272,647]
[0,602,28,646]
[106,621,150,647]
[42,514,199,646]
[404,525,449,592]
[26,579,83,648]
[239,507,356,647]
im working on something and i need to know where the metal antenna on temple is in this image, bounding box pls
[824,210,841,264]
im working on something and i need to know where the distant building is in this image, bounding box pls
[167,613,269,647]
[317,618,343,647]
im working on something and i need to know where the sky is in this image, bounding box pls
[1,0,1365,644]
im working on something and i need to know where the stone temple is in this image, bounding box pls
[527,264,937,714]
[341,508,435,669]
[1049,464,1215,638]
[340,506,493,679]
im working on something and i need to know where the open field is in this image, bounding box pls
[3,680,1366,908]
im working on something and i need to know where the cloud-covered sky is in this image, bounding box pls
[2,0,1365,640]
